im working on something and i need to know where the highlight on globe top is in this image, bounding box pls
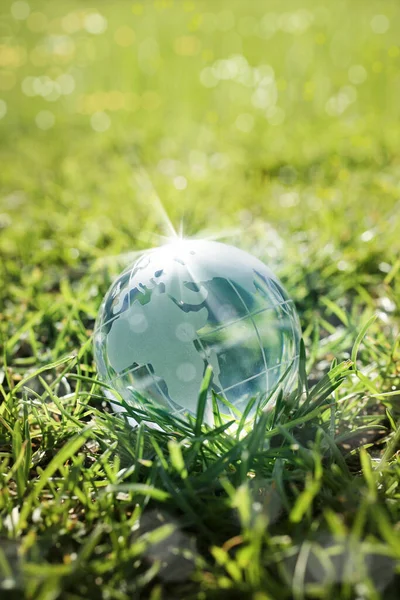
[1,1,399,599]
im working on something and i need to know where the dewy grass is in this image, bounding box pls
[1,0,400,598]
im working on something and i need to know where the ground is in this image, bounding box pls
[0,1,399,599]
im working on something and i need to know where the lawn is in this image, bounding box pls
[0,0,400,598]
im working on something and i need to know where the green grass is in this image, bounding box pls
[1,0,400,598]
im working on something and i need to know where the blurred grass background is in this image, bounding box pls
[1,1,400,599]
[1,0,400,267]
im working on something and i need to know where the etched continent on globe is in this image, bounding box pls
[94,239,301,419]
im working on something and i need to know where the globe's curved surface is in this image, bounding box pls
[94,240,301,419]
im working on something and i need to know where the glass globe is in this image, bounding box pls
[94,240,301,420]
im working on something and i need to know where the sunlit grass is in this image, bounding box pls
[0,0,400,598]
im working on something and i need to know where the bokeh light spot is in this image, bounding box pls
[35,110,55,130]
[279,10,314,34]
[280,192,299,207]
[315,33,326,45]
[325,86,357,116]
[114,26,135,47]
[370,14,390,34]
[106,90,125,111]
[129,313,148,333]
[11,1,30,21]
[84,13,108,35]
[348,65,367,85]
[132,3,144,15]
[174,36,200,56]
[176,362,197,382]
[173,176,187,190]
[372,61,383,73]
[56,73,75,95]
[259,13,278,39]
[360,230,375,242]
[90,111,111,132]
[0,45,27,68]
[62,12,81,34]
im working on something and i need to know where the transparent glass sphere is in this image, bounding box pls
[94,240,301,420]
